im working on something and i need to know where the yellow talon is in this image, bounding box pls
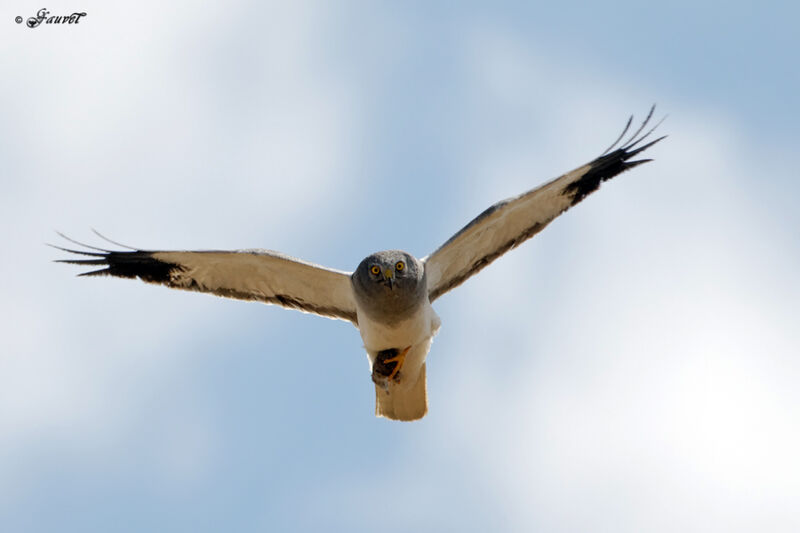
[383,345,411,381]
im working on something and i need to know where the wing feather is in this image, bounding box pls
[424,107,665,302]
[55,242,358,323]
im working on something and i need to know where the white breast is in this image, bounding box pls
[355,301,440,353]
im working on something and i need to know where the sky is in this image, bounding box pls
[1,1,799,531]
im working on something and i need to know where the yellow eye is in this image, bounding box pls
[395,261,405,271]
[370,265,381,275]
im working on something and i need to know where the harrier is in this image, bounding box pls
[56,107,665,421]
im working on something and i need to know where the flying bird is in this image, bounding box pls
[55,107,665,421]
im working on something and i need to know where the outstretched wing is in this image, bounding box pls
[424,106,665,302]
[54,236,358,323]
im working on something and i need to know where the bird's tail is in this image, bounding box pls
[375,363,427,421]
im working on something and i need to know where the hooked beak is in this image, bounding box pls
[383,268,395,289]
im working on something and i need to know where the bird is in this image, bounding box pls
[54,107,665,421]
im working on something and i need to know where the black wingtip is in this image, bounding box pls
[54,231,113,253]
[47,242,106,257]
[54,258,110,265]
[564,106,666,205]
[90,229,139,250]
[77,268,114,277]
[599,115,634,157]
[622,104,656,147]
[624,134,667,160]
[52,232,180,283]
[599,104,665,155]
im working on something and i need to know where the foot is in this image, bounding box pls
[372,346,411,385]
[383,345,410,381]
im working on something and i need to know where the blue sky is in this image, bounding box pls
[2,1,798,532]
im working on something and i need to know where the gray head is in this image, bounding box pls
[351,250,426,322]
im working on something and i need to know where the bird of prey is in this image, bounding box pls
[55,107,664,421]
